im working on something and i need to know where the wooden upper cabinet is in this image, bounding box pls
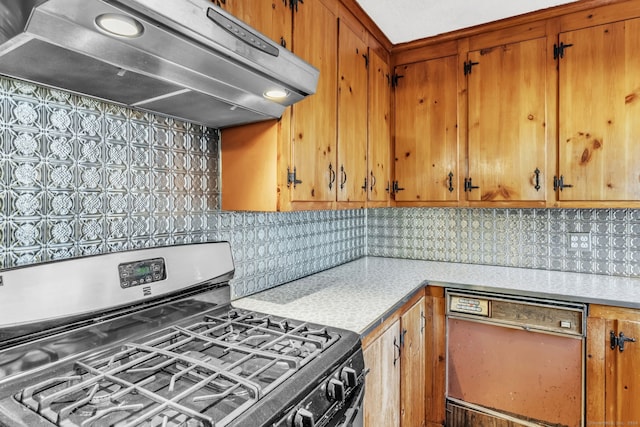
[394,55,459,204]
[337,21,369,202]
[558,19,640,201]
[466,37,548,204]
[290,0,338,203]
[368,50,391,203]
[214,0,290,46]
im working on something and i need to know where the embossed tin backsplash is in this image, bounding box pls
[0,76,366,298]
[1,76,639,301]
[0,77,220,267]
[367,208,640,278]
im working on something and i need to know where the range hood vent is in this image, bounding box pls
[0,0,319,128]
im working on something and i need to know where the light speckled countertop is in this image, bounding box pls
[232,256,640,336]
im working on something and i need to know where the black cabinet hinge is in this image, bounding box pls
[391,74,404,88]
[611,330,636,352]
[392,181,405,193]
[287,167,302,188]
[464,177,479,192]
[553,42,573,60]
[553,175,573,192]
[284,0,303,12]
[362,53,369,69]
[463,60,479,76]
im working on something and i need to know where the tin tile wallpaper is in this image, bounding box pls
[2,76,640,301]
[0,76,366,298]
[367,208,640,278]
[0,77,220,266]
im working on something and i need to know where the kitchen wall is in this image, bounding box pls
[2,76,639,301]
[0,76,365,299]
[367,208,640,278]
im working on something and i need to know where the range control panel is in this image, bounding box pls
[118,258,166,288]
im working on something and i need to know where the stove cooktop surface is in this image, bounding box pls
[0,305,354,427]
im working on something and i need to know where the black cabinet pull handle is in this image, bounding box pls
[448,171,454,193]
[361,177,367,191]
[328,163,336,190]
[393,337,401,366]
[340,165,347,190]
[370,171,376,191]
[534,168,541,191]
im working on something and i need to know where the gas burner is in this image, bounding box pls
[278,320,293,333]
[300,327,333,342]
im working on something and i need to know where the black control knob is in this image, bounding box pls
[327,378,345,402]
[293,408,315,427]
[340,367,358,388]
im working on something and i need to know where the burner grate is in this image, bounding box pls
[13,308,340,427]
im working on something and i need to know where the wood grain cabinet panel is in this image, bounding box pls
[558,18,640,201]
[290,0,338,203]
[466,37,548,204]
[587,306,640,426]
[394,56,459,204]
[400,297,426,427]
[337,21,369,203]
[367,49,391,203]
[363,295,427,427]
[221,0,389,210]
[363,319,401,427]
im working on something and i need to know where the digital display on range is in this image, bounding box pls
[118,258,166,288]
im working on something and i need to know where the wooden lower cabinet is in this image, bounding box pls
[363,292,426,427]
[587,305,640,426]
[424,286,446,427]
[363,318,400,426]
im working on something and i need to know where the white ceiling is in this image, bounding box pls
[355,0,579,44]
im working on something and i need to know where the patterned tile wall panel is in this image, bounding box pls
[367,208,640,278]
[221,209,366,299]
[0,77,220,268]
[0,76,366,299]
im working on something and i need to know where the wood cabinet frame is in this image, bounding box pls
[391,0,640,208]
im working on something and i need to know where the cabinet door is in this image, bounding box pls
[606,318,640,423]
[467,37,547,202]
[215,0,290,46]
[363,320,401,427]
[588,307,640,426]
[368,50,391,202]
[394,56,458,202]
[400,297,426,427]
[337,22,368,202]
[290,0,338,202]
[558,19,640,201]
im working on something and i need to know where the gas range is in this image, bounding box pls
[0,243,365,427]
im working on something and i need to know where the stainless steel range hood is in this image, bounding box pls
[0,0,319,128]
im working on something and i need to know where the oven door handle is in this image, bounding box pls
[339,384,365,427]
